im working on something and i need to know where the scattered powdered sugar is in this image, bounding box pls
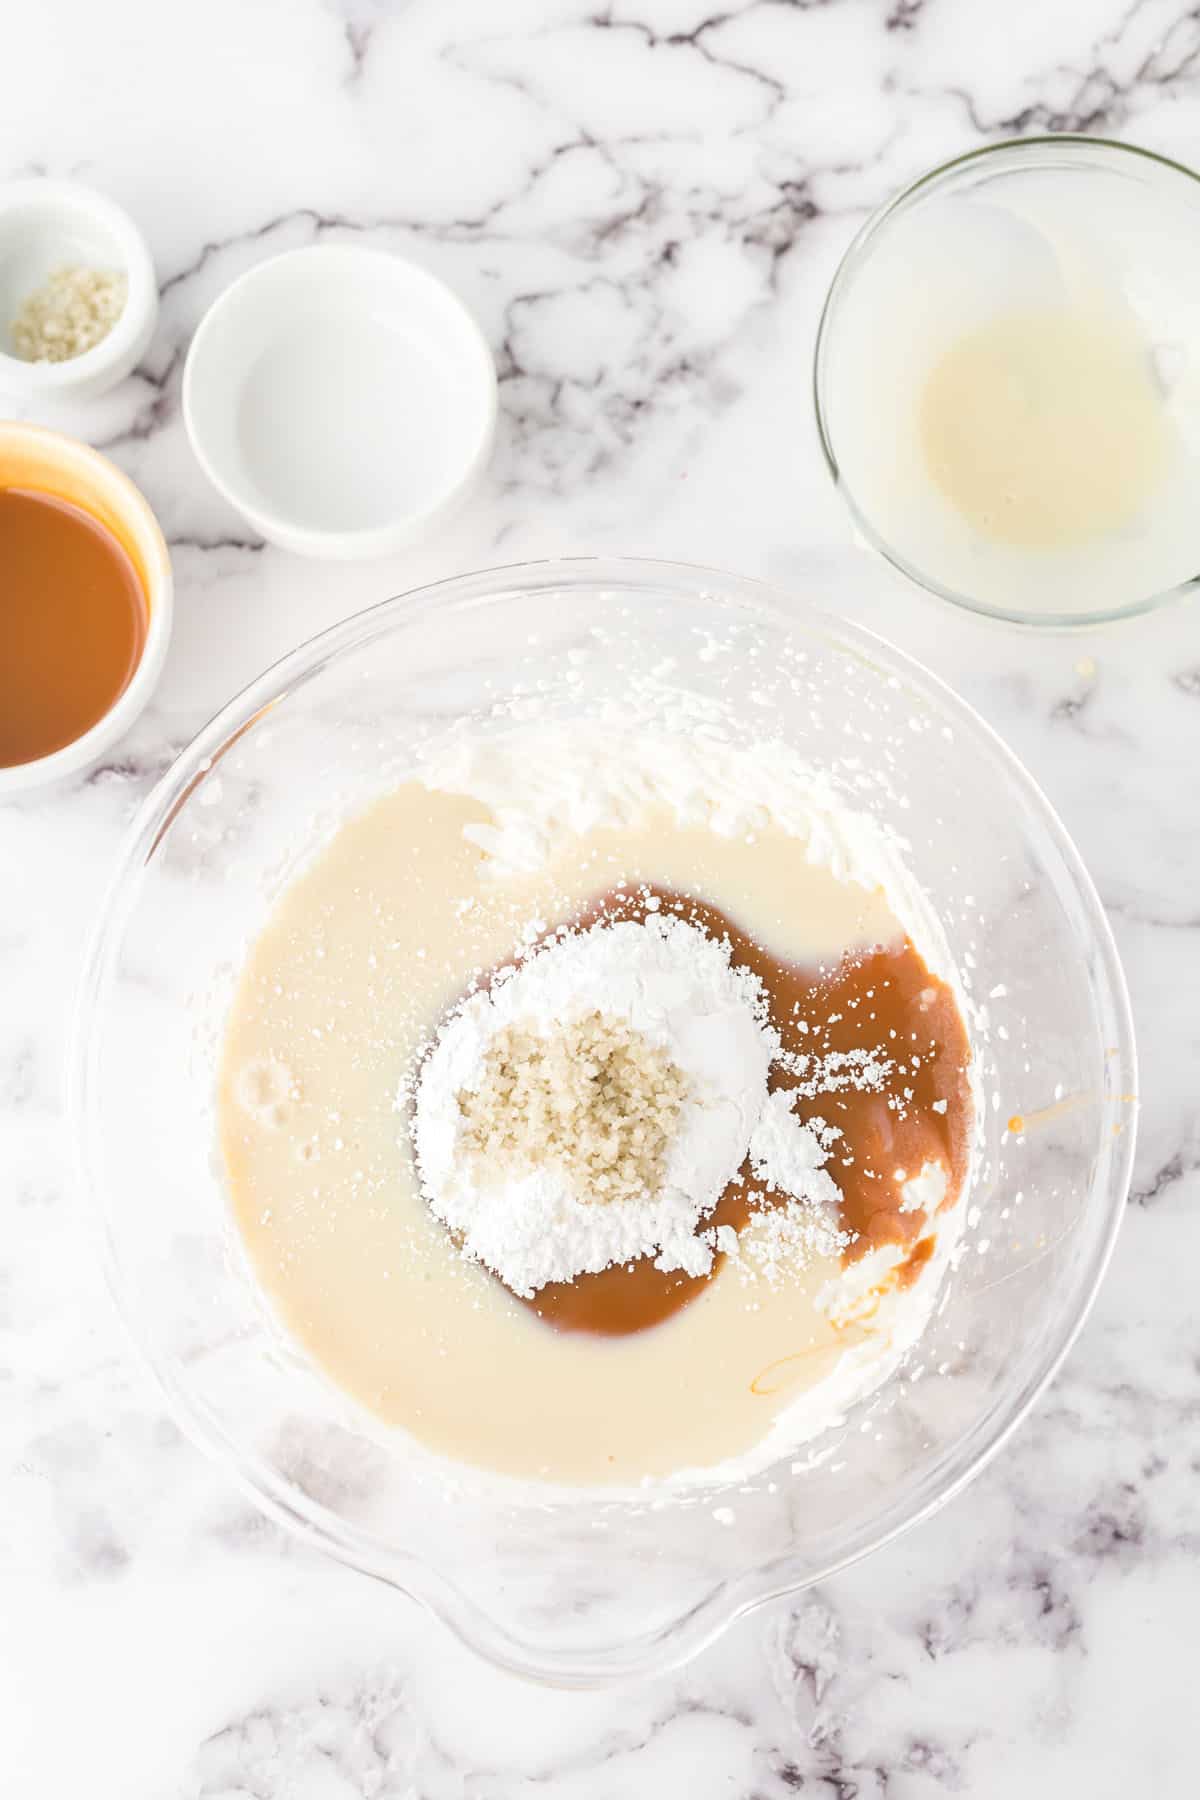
[731,1091,858,1283]
[778,1046,894,1097]
[733,1199,855,1285]
[408,913,776,1296]
[748,1089,843,1205]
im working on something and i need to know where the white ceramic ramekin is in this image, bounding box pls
[0,179,158,403]
[182,245,497,559]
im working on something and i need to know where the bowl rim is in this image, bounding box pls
[68,554,1138,1685]
[812,133,1200,630]
[181,243,498,559]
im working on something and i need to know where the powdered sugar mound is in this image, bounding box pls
[748,1089,842,1206]
[409,914,776,1297]
[778,1046,894,1095]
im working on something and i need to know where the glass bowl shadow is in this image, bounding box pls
[70,556,1136,1686]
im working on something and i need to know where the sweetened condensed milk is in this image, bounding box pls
[219,785,973,1486]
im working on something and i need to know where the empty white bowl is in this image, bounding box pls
[0,178,158,403]
[182,245,498,559]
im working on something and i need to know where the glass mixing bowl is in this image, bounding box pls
[70,558,1136,1685]
[814,136,1200,627]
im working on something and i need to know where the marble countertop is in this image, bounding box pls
[4,2,1198,1793]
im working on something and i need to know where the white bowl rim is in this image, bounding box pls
[181,242,498,556]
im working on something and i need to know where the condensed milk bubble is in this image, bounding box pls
[235,1056,298,1128]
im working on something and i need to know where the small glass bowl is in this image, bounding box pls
[814,136,1200,628]
[70,558,1136,1685]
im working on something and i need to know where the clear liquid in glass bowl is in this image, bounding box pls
[70,558,1135,1684]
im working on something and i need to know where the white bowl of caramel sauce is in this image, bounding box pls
[0,422,173,793]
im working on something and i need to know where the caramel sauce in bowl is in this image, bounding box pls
[0,422,171,793]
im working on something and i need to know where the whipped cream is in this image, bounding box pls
[419,725,941,962]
